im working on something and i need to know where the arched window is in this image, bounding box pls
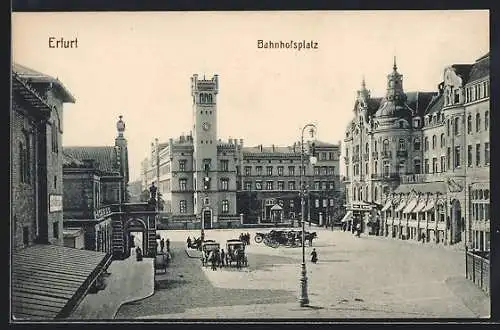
[485,111,489,130]
[454,117,460,135]
[383,139,389,152]
[440,134,445,148]
[414,138,421,151]
[432,135,437,150]
[365,142,369,153]
[208,94,213,103]
[424,137,429,151]
[467,115,472,134]
[374,186,378,201]
[353,187,357,200]
[399,139,406,151]
[476,113,481,132]
[447,119,450,136]
[374,140,378,152]
[365,186,368,201]
[359,187,363,201]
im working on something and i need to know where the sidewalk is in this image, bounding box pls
[70,255,155,320]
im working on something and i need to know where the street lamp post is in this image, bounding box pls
[299,123,317,307]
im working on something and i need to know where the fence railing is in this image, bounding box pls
[465,249,490,295]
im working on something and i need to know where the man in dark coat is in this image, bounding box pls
[310,248,318,263]
[160,238,165,252]
[166,238,170,252]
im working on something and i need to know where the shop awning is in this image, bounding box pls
[411,197,428,213]
[270,204,283,211]
[394,198,407,212]
[422,197,436,212]
[402,197,418,214]
[12,244,112,320]
[341,211,353,223]
[381,199,393,212]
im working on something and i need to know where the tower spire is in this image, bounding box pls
[393,56,398,71]
[361,75,366,89]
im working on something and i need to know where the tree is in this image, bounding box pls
[140,189,150,202]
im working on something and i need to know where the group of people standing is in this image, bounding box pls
[239,232,251,245]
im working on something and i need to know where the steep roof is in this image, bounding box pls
[405,91,438,117]
[242,145,299,154]
[451,64,473,83]
[12,63,76,103]
[424,93,444,115]
[62,151,84,167]
[467,53,489,83]
[63,146,119,174]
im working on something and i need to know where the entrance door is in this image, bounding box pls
[203,210,212,229]
[451,200,462,244]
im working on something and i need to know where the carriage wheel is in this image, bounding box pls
[255,234,263,243]
[270,241,280,248]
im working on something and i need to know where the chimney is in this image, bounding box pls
[260,144,263,152]
[272,144,275,152]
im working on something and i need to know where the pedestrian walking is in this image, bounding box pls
[310,248,318,263]
[166,238,170,252]
[220,249,225,267]
[210,251,217,271]
[421,232,426,243]
[187,236,192,248]
[136,246,143,261]
[160,238,165,252]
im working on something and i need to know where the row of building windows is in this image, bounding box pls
[243,180,335,191]
[179,199,230,213]
[465,80,489,103]
[467,111,489,134]
[243,165,335,176]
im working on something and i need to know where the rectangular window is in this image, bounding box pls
[266,166,273,176]
[288,166,295,176]
[475,144,480,166]
[320,152,327,161]
[315,199,320,208]
[256,166,262,176]
[179,159,187,171]
[329,152,335,160]
[327,166,334,175]
[328,182,335,190]
[414,159,421,174]
[485,142,490,165]
[179,200,187,213]
[245,166,251,176]
[288,181,295,190]
[440,156,446,172]
[322,181,327,190]
[321,167,327,175]
[314,166,320,176]
[468,145,473,167]
[277,166,283,176]
[255,181,262,190]
[329,199,334,206]
[424,159,429,174]
[244,181,252,190]
[222,200,229,213]
[314,181,320,190]
[454,146,461,168]
[447,147,451,170]
[23,226,29,246]
[220,178,229,191]
[266,181,273,190]
[220,160,229,172]
[53,222,59,239]
[179,178,187,191]
[203,159,211,172]
[290,200,295,209]
[432,158,438,173]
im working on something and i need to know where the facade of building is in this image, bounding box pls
[141,74,342,229]
[62,116,130,253]
[11,64,112,320]
[342,54,490,250]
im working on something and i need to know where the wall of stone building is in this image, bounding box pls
[46,94,65,246]
[172,192,194,215]
[11,105,38,251]
[101,181,120,205]
[63,173,94,219]
[421,122,446,176]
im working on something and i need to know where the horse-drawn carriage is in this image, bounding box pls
[254,230,317,248]
[154,251,170,274]
[201,240,220,266]
[225,239,248,268]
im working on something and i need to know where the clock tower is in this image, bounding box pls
[191,74,219,227]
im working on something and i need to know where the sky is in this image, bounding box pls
[12,10,489,181]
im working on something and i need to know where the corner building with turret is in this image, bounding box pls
[343,54,490,251]
[142,74,342,229]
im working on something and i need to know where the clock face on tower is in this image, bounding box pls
[202,122,211,131]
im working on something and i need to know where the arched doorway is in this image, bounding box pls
[125,218,147,257]
[202,208,212,229]
[450,199,462,244]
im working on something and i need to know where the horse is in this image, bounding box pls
[305,232,317,246]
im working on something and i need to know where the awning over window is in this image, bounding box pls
[12,244,112,320]
[411,196,428,213]
[341,211,353,223]
[381,199,393,211]
[402,197,418,214]
[394,198,407,212]
[422,197,436,212]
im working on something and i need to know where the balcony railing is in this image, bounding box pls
[371,173,400,180]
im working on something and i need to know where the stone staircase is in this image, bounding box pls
[112,218,125,259]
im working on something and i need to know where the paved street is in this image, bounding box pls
[115,227,490,319]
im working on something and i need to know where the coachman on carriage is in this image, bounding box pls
[201,240,221,267]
